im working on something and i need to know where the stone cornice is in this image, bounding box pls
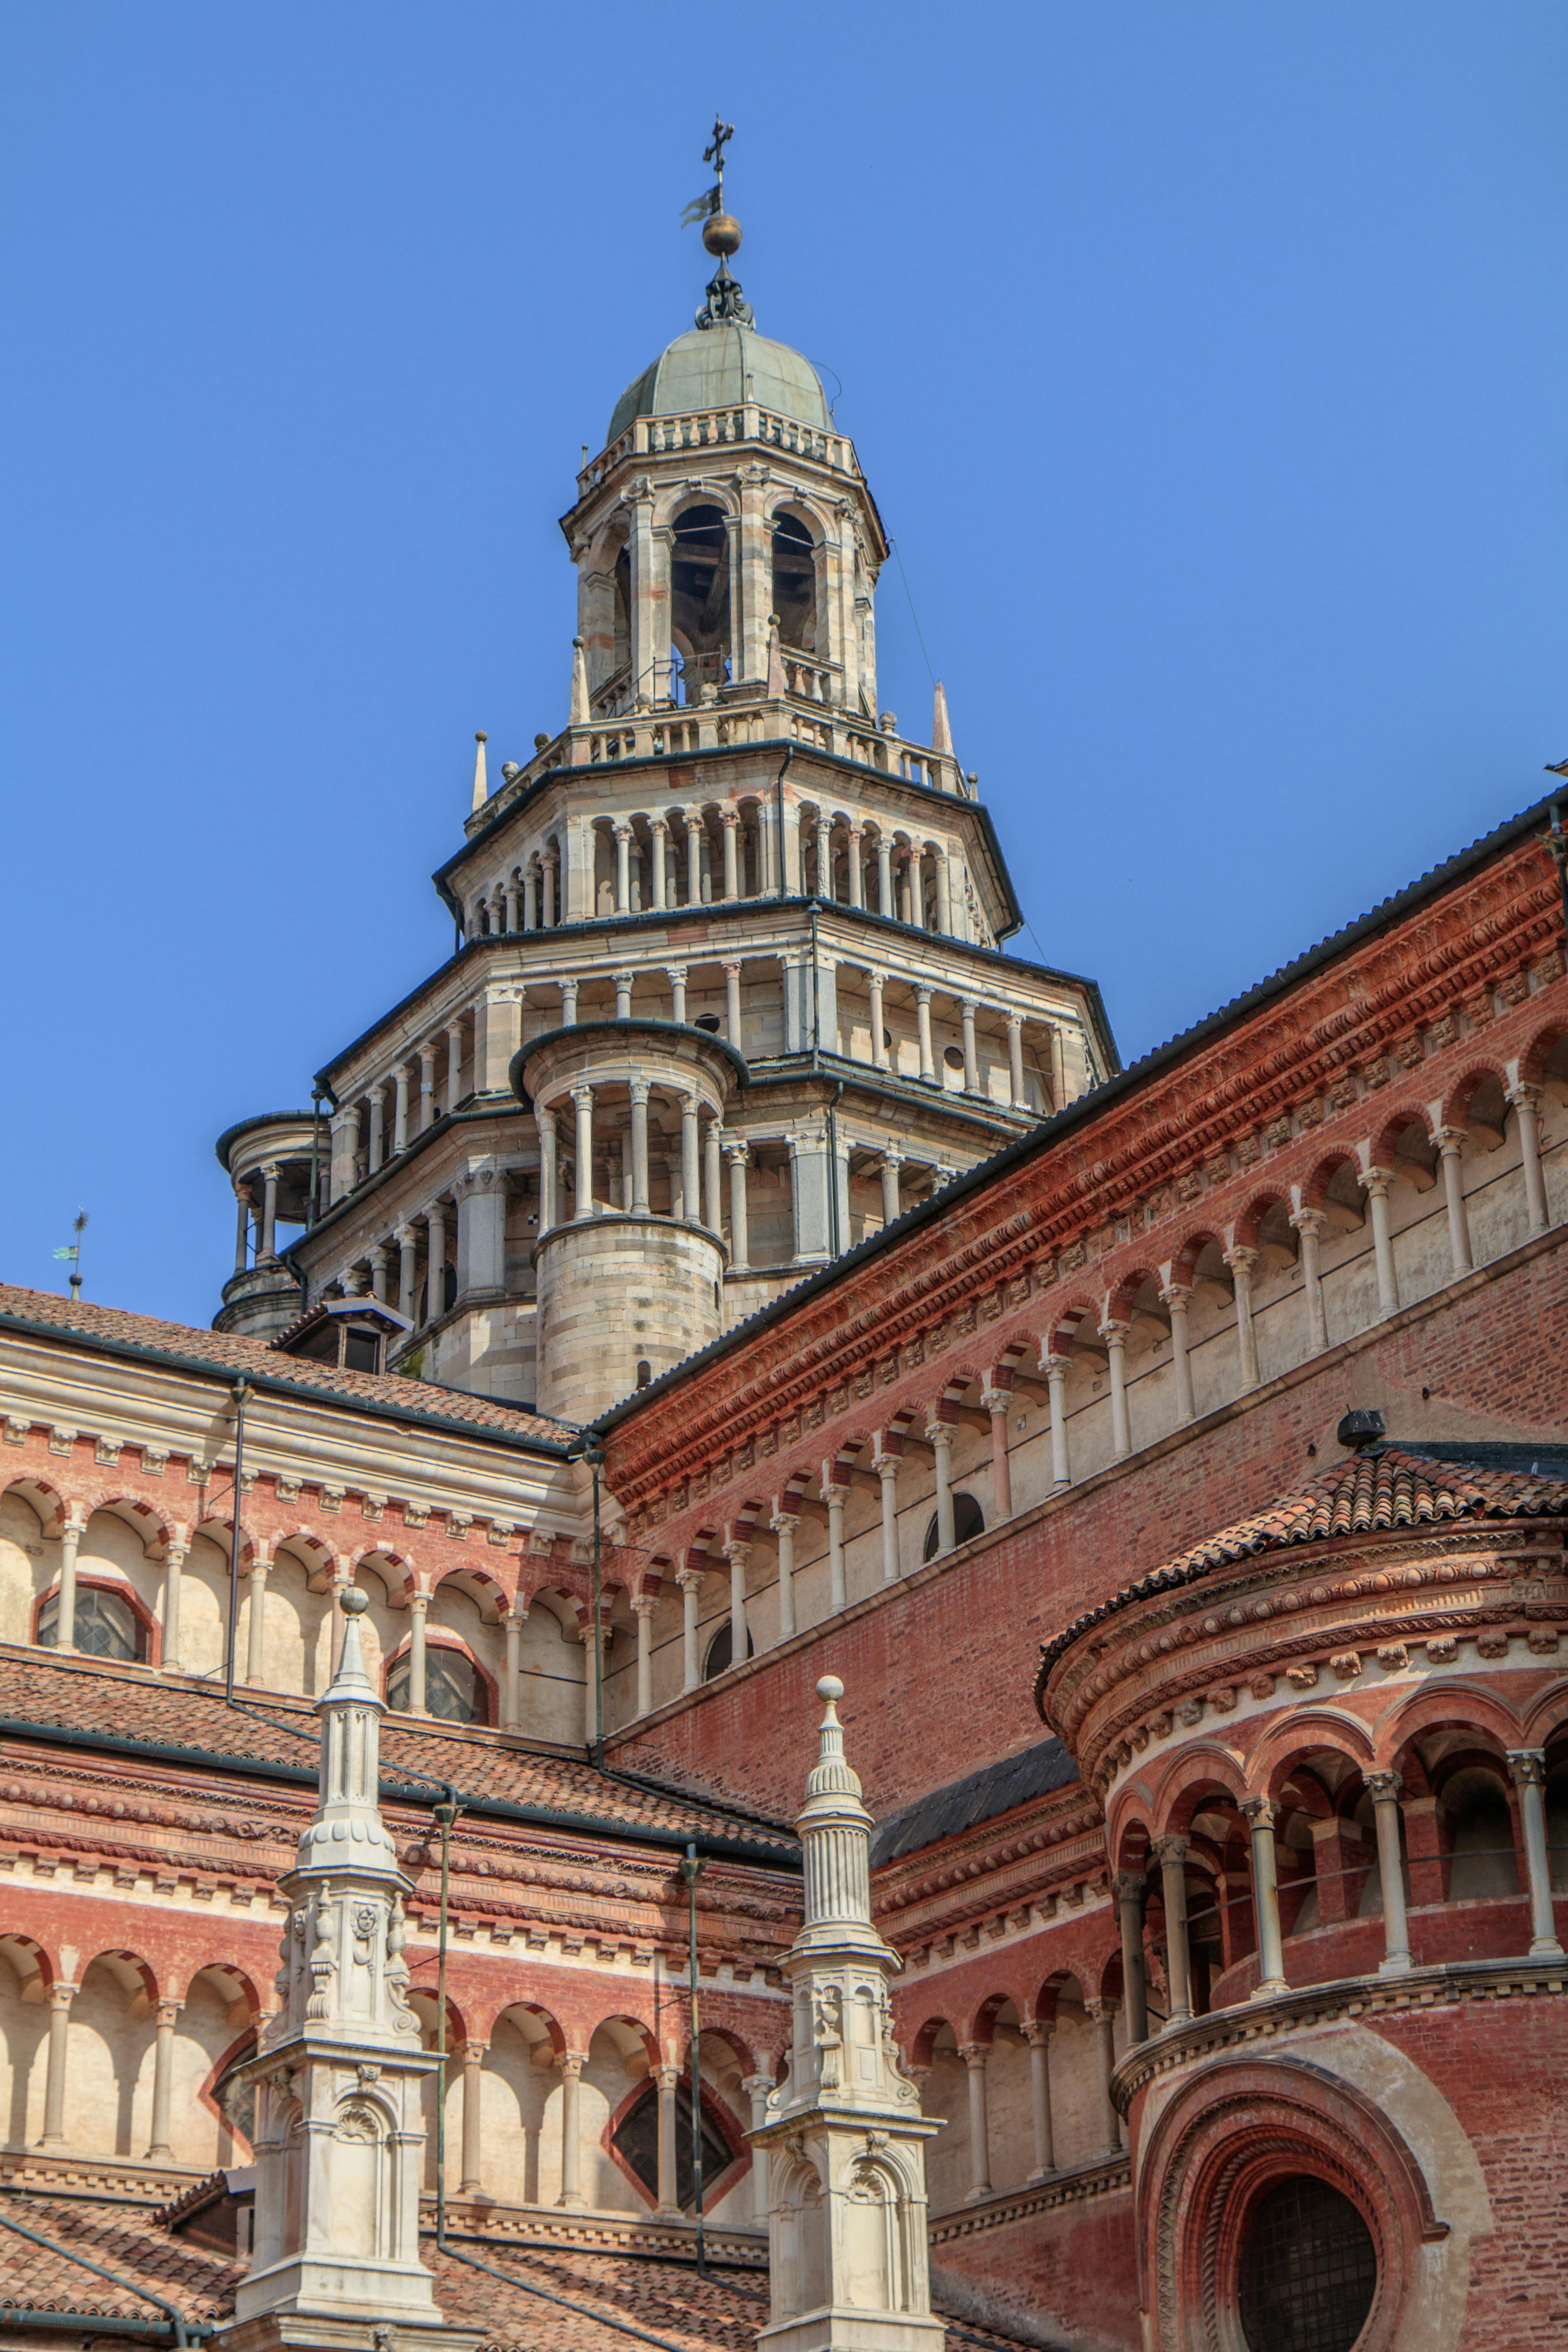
[925,2153,1130,2244]
[1109,1952,1568,2115]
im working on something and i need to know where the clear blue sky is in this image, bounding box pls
[2,4,1565,1327]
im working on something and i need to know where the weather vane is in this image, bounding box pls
[681,115,752,331]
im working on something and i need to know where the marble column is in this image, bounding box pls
[418,1043,436,1131]
[1507,1748,1565,1956]
[405,1590,430,1716]
[876,833,894,916]
[445,1021,464,1114]
[54,1510,84,1652]
[37,1983,76,2148]
[244,1549,272,1687]
[668,965,688,1025]
[1043,1352,1071,1489]
[555,2051,586,2207]
[959,2044,992,2201]
[1006,1014,1025,1110]
[1154,1834,1194,2028]
[159,1538,187,1673]
[823,1480,848,1613]
[1361,1167,1400,1316]
[1242,1796,1289,1996]
[1024,2023,1055,2179]
[630,1079,651,1214]
[459,2040,487,2195]
[633,1595,655,1718]
[927,1420,956,1555]
[982,1385,1011,1518]
[614,823,631,914]
[1433,1126,1473,1274]
[960,999,979,1093]
[1291,1207,1329,1353]
[655,2063,681,2216]
[397,1223,418,1323]
[744,2074,773,2225]
[573,1086,595,1220]
[724,1538,750,1665]
[721,810,740,900]
[145,1996,181,2159]
[868,971,887,1070]
[1084,1999,1119,2158]
[1161,1284,1195,1424]
[726,1141,750,1272]
[1225,1245,1261,1394]
[1367,1769,1412,1974]
[875,1450,900,1581]
[724,961,743,1047]
[1114,1872,1148,2044]
[393,1068,409,1157]
[1508,1082,1550,1234]
[879,1152,901,1224]
[915,986,936,1083]
[536,1110,558,1235]
[771,1511,799,1642]
[676,1568,703,1693]
[1102,1320,1132,1459]
[501,1607,525,1733]
[259,1162,279,1260]
[704,1119,723,1236]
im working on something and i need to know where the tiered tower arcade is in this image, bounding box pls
[214,206,1115,1419]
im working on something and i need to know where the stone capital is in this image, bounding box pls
[770,1511,801,1538]
[1507,1747,1547,1788]
[1240,1795,1276,1829]
[674,1565,706,1594]
[630,1592,657,1621]
[958,2042,989,2070]
[1289,1206,1328,1238]
[1223,1245,1258,1277]
[1365,1769,1403,1804]
[1151,1833,1190,1867]
[1112,1871,1145,1905]
[1024,2020,1054,2049]
[556,2049,586,2079]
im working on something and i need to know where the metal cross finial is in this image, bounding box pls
[703,115,735,198]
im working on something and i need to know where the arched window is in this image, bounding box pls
[37,1583,147,1662]
[922,1493,985,1563]
[670,506,731,702]
[772,513,817,653]
[388,1645,486,1725]
[1236,2175,1376,2352]
[703,1621,755,1680]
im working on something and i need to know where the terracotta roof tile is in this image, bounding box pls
[0,2197,1039,2352]
[0,2192,240,2324]
[0,1282,574,1448]
[1037,1444,1568,1687]
[0,1650,798,1857]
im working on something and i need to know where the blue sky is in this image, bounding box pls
[2,4,1565,1326]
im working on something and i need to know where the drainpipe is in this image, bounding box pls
[774,744,793,899]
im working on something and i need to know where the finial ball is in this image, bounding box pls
[703,211,742,259]
[816,1674,844,1704]
[339,1586,370,1618]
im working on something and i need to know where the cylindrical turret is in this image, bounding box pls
[514,1019,744,1420]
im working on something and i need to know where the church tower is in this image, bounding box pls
[214,136,1115,1417]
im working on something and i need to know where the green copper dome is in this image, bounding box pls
[608,323,831,445]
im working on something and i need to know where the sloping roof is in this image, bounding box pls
[0,2192,240,2326]
[0,2195,1046,2352]
[0,1651,798,1861]
[0,1282,574,1449]
[870,1738,1080,1867]
[1036,1442,1568,1688]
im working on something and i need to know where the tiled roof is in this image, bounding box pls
[871,1737,1079,1867]
[1036,1443,1568,1686]
[0,2191,240,2325]
[0,2196,1042,2352]
[0,1282,575,1448]
[0,1650,799,1860]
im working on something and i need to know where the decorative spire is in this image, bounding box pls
[471,729,489,813]
[292,1584,400,1882]
[932,680,954,757]
[682,115,754,330]
[751,1677,943,2352]
[794,1675,882,1959]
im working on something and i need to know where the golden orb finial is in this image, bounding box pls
[702,210,742,259]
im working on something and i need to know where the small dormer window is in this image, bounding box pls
[273,1299,413,1375]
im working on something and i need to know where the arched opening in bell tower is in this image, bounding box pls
[772,510,818,653]
[670,503,731,704]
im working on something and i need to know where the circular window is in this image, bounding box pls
[1238,2176,1376,2352]
[695,1013,721,1034]
[922,1492,986,1562]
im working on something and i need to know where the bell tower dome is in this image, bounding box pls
[225,131,1117,1419]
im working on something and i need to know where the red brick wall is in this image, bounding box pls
[932,2191,1138,2352]
[608,1239,1568,1821]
